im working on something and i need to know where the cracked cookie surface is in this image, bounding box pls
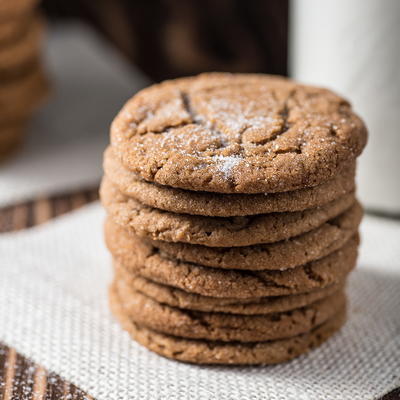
[105,201,362,270]
[108,235,359,298]
[114,277,345,342]
[104,146,356,216]
[110,73,367,194]
[101,177,355,247]
[115,263,343,314]
[110,283,347,364]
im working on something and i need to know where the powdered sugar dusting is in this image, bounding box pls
[206,98,280,135]
[212,154,242,179]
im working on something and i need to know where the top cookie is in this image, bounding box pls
[111,73,367,194]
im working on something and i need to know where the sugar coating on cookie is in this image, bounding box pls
[114,263,343,314]
[109,235,359,299]
[104,73,367,364]
[104,146,356,216]
[114,278,346,342]
[131,201,363,270]
[111,73,367,193]
[110,282,347,365]
[101,177,356,247]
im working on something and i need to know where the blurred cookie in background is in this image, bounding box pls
[0,1,49,161]
[0,123,25,160]
[0,0,40,19]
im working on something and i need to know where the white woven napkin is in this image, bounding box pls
[0,23,149,207]
[0,203,399,400]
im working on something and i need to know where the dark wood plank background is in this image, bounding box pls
[40,0,289,81]
[0,188,98,233]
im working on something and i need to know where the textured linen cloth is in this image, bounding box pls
[0,23,149,207]
[0,203,399,400]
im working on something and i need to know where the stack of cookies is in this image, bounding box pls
[101,73,367,365]
[0,0,48,160]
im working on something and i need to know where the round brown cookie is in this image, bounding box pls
[110,283,347,364]
[0,123,25,160]
[110,72,367,194]
[0,56,39,82]
[109,235,359,298]
[0,15,28,43]
[114,278,345,342]
[115,265,344,314]
[115,264,344,314]
[101,178,355,247]
[105,201,362,270]
[142,202,362,269]
[0,63,49,124]
[104,146,356,217]
[0,15,43,73]
[0,0,39,19]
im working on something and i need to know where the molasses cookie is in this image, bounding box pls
[0,122,24,160]
[101,177,355,247]
[110,283,347,365]
[110,72,367,194]
[115,265,343,315]
[104,146,356,216]
[109,235,359,298]
[0,63,49,124]
[0,0,39,19]
[105,201,362,270]
[0,15,43,74]
[0,16,28,43]
[114,278,345,342]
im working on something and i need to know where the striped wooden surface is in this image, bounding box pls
[0,345,95,400]
[0,188,98,400]
[0,189,99,233]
